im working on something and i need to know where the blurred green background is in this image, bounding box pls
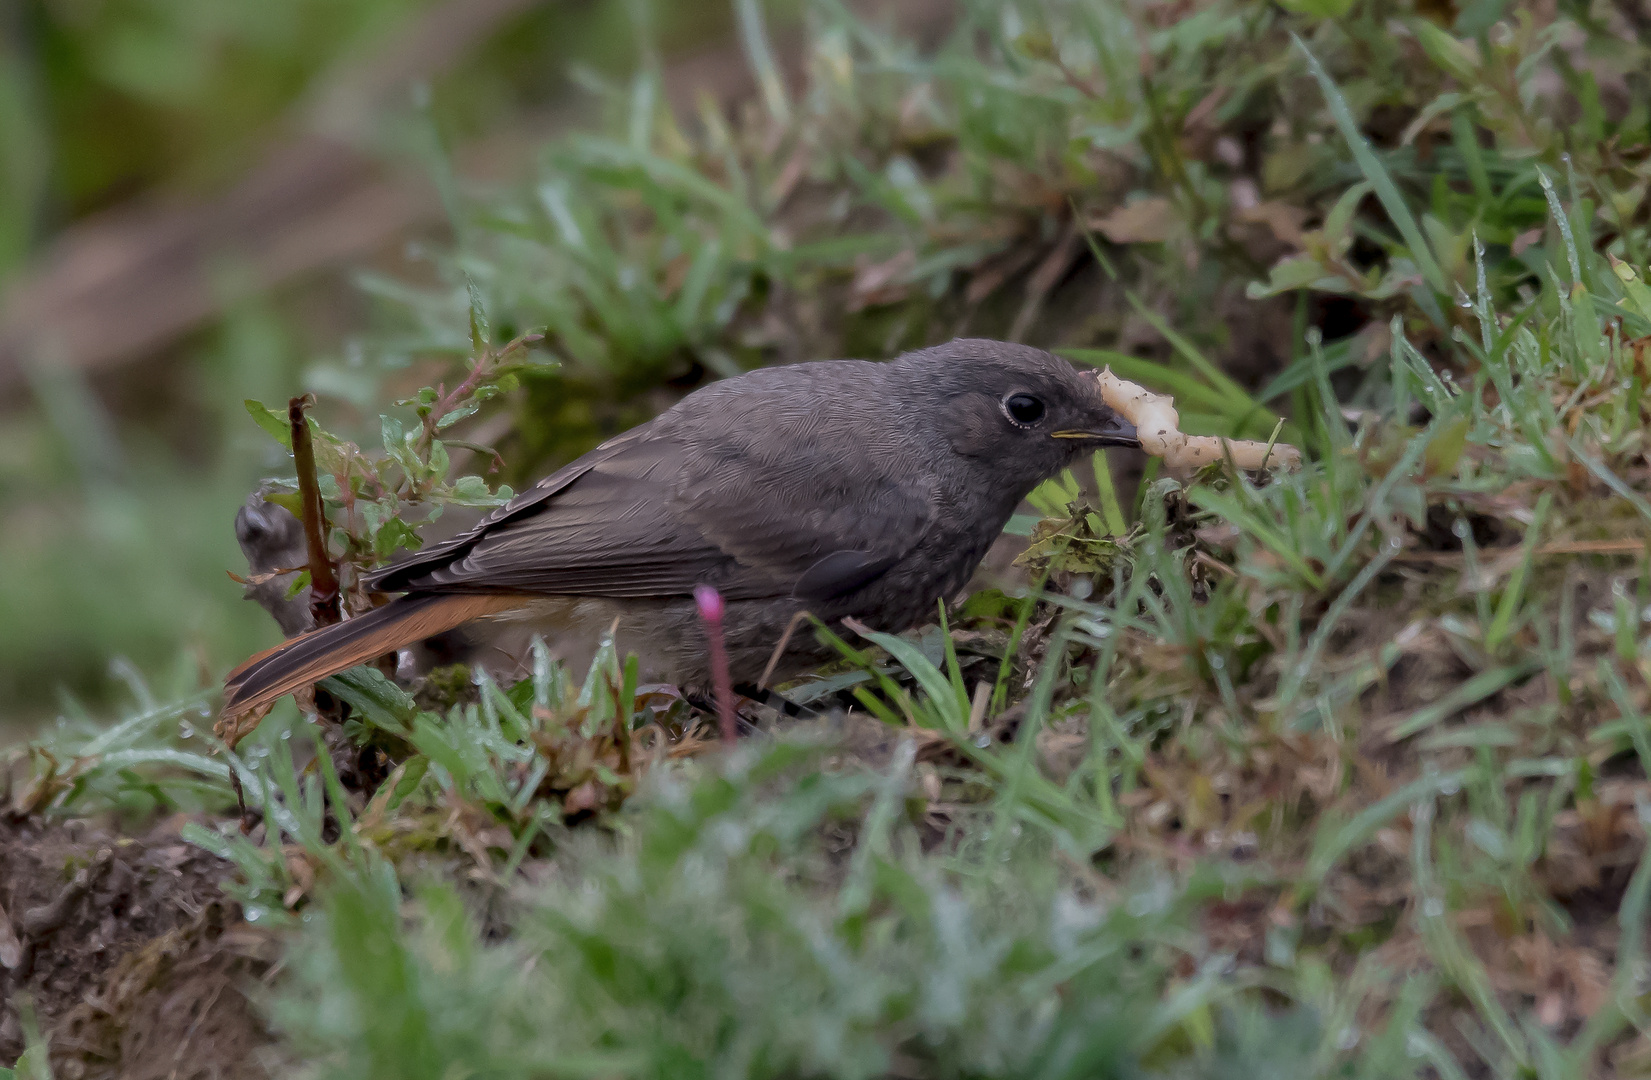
[0,0,797,730]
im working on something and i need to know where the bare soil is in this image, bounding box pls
[0,815,276,1080]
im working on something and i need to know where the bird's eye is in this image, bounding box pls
[1003,392,1046,427]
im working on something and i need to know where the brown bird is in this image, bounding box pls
[222,339,1138,714]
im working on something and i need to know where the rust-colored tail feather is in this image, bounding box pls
[223,594,522,714]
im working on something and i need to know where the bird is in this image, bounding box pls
[222,339,1139,714]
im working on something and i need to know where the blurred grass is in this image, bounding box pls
[0,299,304,730]
[0,0,782,728]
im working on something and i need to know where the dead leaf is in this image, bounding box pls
[1512,227,1543,256]
[563,779,603,815]
[1025,229,1082,298]
[849,249,917,310]
[1235,201,1310,249]
[766,146,809,208]
[214,701,274,752]
[283,849,318,909]
[226,566,306,587]
[1091,197,1175,244]
[966,246,1041,303]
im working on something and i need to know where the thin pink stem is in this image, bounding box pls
[694,586,738,745]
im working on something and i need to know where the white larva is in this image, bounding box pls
[1090,367,1301,470]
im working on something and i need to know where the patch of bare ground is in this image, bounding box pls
[0,816,277,1080]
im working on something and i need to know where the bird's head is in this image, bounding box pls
[896,339,1138,497]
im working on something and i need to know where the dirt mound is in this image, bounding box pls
[0,816,276,1079]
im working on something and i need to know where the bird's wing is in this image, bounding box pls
[365,425,648,593]
[371,408,939,602]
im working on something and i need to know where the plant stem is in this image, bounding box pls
[289,394,342,628]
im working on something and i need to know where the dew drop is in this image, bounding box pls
[974,734,992,749]
[1422,897,1445,918]
[1451,518,1470,539]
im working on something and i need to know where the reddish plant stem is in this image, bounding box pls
[289,394,342,628]
[416,331,544,456]
[694,586,738,745]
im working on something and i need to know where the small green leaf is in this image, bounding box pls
[374,517,423,558]
[265,490,306,519]
[1611,257,1651,326]
[381,414,421,477]
[436,402,480,429]
[284,570,311,601]
[1247,255,1344,299]
[1408,18,1480,83]
[245,399,292,448]
[466,275,491,354]
[1323,181,1375,255]
[1423,417,1471,478]
[373,755,429,812]
[446,475,508,505]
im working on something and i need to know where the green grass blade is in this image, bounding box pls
[1484,493,1551,653]
[1386,663,1540,742]
[1293,35,1450,299]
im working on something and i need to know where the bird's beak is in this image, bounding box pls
[1052,413,1139,448]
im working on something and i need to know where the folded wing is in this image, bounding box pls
[370,393,938,603]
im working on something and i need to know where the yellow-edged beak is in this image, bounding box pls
[1052,415,1139,448]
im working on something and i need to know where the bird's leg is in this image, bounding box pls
[678,685,793,736]
[733,683,816,719]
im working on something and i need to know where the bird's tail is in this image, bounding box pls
[222,593,522,714]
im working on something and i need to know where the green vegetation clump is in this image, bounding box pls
[10,1,1651,1077]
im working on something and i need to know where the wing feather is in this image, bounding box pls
[371,364,939,601]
